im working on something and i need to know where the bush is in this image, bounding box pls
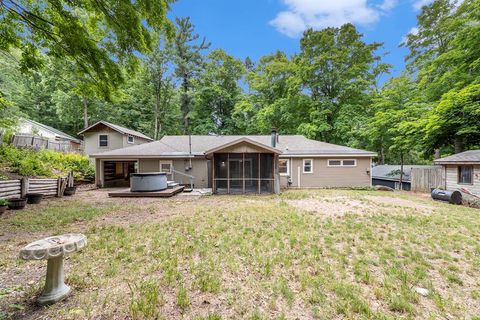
[0,145,94,180]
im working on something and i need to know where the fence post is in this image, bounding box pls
[21,177,29,198]
[57,177,62,197]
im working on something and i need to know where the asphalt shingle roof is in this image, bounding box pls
[434,150,480,164]
[91,135,376,158]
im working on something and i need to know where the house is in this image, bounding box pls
[434,150,480,196]
[372,165,440,191]
[90,129,377,193]
[15,119,83,152]
[78,121,154,158]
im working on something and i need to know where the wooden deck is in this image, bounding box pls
[108,186,185,198]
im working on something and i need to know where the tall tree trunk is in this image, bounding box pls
[83,98,89,129]
[399,153,404,191]
[434,148,441,159]
[154,92,160,140]
[454,137,463,154]
[379,146,385,165]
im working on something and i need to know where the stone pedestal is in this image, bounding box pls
[19,234,86,306]
[38,256,71,305]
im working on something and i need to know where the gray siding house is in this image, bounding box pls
[434,150,480,196]
[78,121,153,157]
[90,130,376,193]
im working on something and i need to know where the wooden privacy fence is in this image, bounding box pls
[0,172,74,199]
[411,166,444,193]
[11,134,82,153]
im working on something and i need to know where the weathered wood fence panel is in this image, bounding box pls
[11,134,81,153]
[0,173,74,199]
[0,180,22,199]
[411,167,444,193]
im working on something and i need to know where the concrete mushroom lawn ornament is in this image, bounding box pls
[19,234,87,306]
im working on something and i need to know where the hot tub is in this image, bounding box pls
[130,172,168,192]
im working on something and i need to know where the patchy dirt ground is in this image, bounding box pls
[1,188,479,319]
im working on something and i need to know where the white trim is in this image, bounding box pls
[327,159,357,167]
[297,166,301,187]
[370,158,372,187]
[280,154,375,158]
[303,159,313,174]
[98,134,109,148]
[159,160,173,174]
[127,135,135,144]
[90,155,198,159]
[278,158,290,176]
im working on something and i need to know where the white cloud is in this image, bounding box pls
[378,0,398,11]
[400,26,419,45]
[412,0,434,10]
[270,0,396,38]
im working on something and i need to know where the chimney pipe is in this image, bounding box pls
[271,128,277,147]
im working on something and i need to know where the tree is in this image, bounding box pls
[191,49,245,134]
[424,84,480,154]
[242,51,311,135]
[173,17,210,133]
[363,76,428,167]
[0,0,175,96]
[145,34,176,139]
[404,0,480,153]
[297,24,390,143]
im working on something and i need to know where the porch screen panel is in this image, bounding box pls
[244,153,259,179]
[260,154,273,179]
[214,154,228,178]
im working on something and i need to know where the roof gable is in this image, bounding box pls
[204,137,282,154]
[21,119,81,143]
[78,121,153,141]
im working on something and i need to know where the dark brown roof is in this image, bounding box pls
[434,150,480,164]
[91,135,376,158]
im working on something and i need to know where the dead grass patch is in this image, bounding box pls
[1,189,480,319]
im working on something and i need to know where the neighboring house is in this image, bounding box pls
[78,121,154,158]
[434,150,480,196]
[372,165,440,191]
[90,129,376,193]
[15,119,83,151]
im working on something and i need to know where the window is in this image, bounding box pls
[458,166,473,184]
[159,161,172,174]
[342,160,356,166]
[328,160,342,166]
[278,159,289,175]
[99,135,108,147]
[328,159,357,167]
[127,135,135,144]
[303,159,313,173]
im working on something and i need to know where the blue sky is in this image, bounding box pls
[170,0,428,80]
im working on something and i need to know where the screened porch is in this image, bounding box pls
[213,153,275,194]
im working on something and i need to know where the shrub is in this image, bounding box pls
[0,145,94,180]
[0,199,9,206]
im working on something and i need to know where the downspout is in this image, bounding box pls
[188,134,192,170]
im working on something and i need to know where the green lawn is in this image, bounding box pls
[1,189,479,319]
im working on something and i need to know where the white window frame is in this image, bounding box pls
[159,160,173,174]
[328,159,357,167]
[127,135,135,144]
[303,159,313,174]
[278,158,290,176]
[98,134,109,148]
